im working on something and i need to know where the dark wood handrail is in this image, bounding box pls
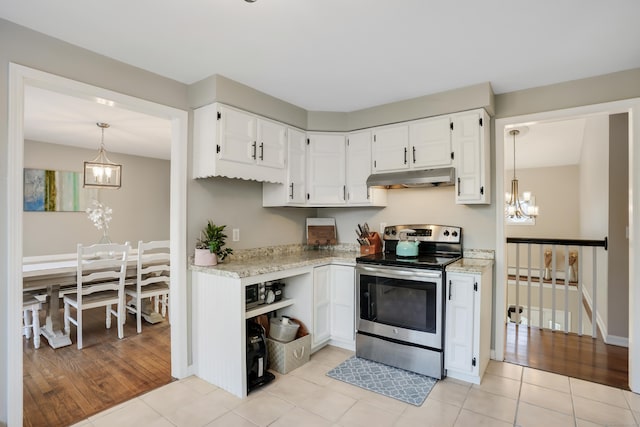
[506,237,608,250]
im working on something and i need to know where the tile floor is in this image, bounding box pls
[71,346,640,427]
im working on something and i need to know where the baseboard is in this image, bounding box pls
[605,334,629,348]
[328,338,355,352]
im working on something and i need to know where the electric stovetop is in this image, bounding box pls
[356,252,461,270]
[356,224,463,270]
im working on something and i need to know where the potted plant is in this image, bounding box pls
[194,220,233,266]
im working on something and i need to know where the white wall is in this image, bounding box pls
[23,140,170,256]
[579,115,610,335]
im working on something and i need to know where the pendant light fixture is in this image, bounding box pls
[83,122,122,189]
[505,127,539,221]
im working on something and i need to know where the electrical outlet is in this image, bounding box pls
[380,222,387,235]
[232,228,240,242]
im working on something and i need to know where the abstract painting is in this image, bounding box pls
[24,168,97,212]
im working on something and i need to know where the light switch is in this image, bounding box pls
[233,228,240,242]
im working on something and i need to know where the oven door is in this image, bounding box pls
[356,264,443,350]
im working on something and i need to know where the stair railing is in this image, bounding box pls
[506,237,607,337]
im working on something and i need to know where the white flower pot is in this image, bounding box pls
[194,248,218,266]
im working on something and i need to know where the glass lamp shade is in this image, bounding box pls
[83,149,121,189]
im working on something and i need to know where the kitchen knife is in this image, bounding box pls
[363,223,370,237]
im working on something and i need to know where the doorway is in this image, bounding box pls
[7,64,189,426]
[494,99,640,393]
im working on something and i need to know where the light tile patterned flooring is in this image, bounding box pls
[71,346,640,427]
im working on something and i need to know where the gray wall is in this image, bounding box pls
[189,177,316,251]
[23,140,170,256]
[320,186,494,250]
[609,113,629,338]
[189,74,308,129]
[505,165,581,240]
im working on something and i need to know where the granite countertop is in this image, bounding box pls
[191,244,495,279]
[446,258,494,274]
[190,244,359,279]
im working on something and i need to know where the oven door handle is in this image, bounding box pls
[358,265,442,280]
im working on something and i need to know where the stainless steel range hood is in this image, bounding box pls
[366,167,455,188]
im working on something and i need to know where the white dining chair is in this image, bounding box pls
[125,240,170,333]
[22,294,45,349]
[63,242,130,349]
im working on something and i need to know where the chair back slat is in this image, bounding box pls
[76,243,130,299]
[137,240,170,292]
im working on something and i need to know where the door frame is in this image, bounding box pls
[494,98,640,392]
[6,63,189,425]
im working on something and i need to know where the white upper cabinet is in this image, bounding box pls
[265,130,387,207]
[371,125,410,173]
[192,103,286,183]
[218,106,257,166]
[410,116,453,168]
[262,127,307,206]
[256,118,286,169]
[346,130,387,206]
[453,109,490,204]
[372,116,453,173]
[306,133,347,205]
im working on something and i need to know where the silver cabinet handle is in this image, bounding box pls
[289,183,294,199]
[252,141,257,159]
[259,142,264,160]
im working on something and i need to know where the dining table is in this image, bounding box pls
[22,252,140,349]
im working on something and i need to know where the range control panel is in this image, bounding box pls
[383,224,461,243]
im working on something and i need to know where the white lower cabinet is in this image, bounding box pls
[445,267,493,384]
[191,263,356,398]
[313,265,332,348]
[330,265,356,347]
[312,264,356,351]
[192,268,313,398]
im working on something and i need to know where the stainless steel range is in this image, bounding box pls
[355,224,462,379]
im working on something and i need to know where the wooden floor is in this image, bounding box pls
[504,322,629,390]
[23,305,172,427]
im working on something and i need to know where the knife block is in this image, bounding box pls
[360,232,382,255]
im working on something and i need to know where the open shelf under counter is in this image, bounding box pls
[245,298,294,319]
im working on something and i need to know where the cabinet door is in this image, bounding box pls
[445,273,477,375]
[307,133,346,204]
[330,265,355,344]
[346,130,373,205]
[219,106,257,166]
[410,116,452,168]
[257,119,286,169]
[454,110,489,204]
[371,125,409,172]
[313,266,331,348]
[287,128,307,204]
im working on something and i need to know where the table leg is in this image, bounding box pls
[139,299,164,323]
[40,284,72,348]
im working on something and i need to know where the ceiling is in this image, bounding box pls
[4,0,639,162]
[24,86,172,160]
